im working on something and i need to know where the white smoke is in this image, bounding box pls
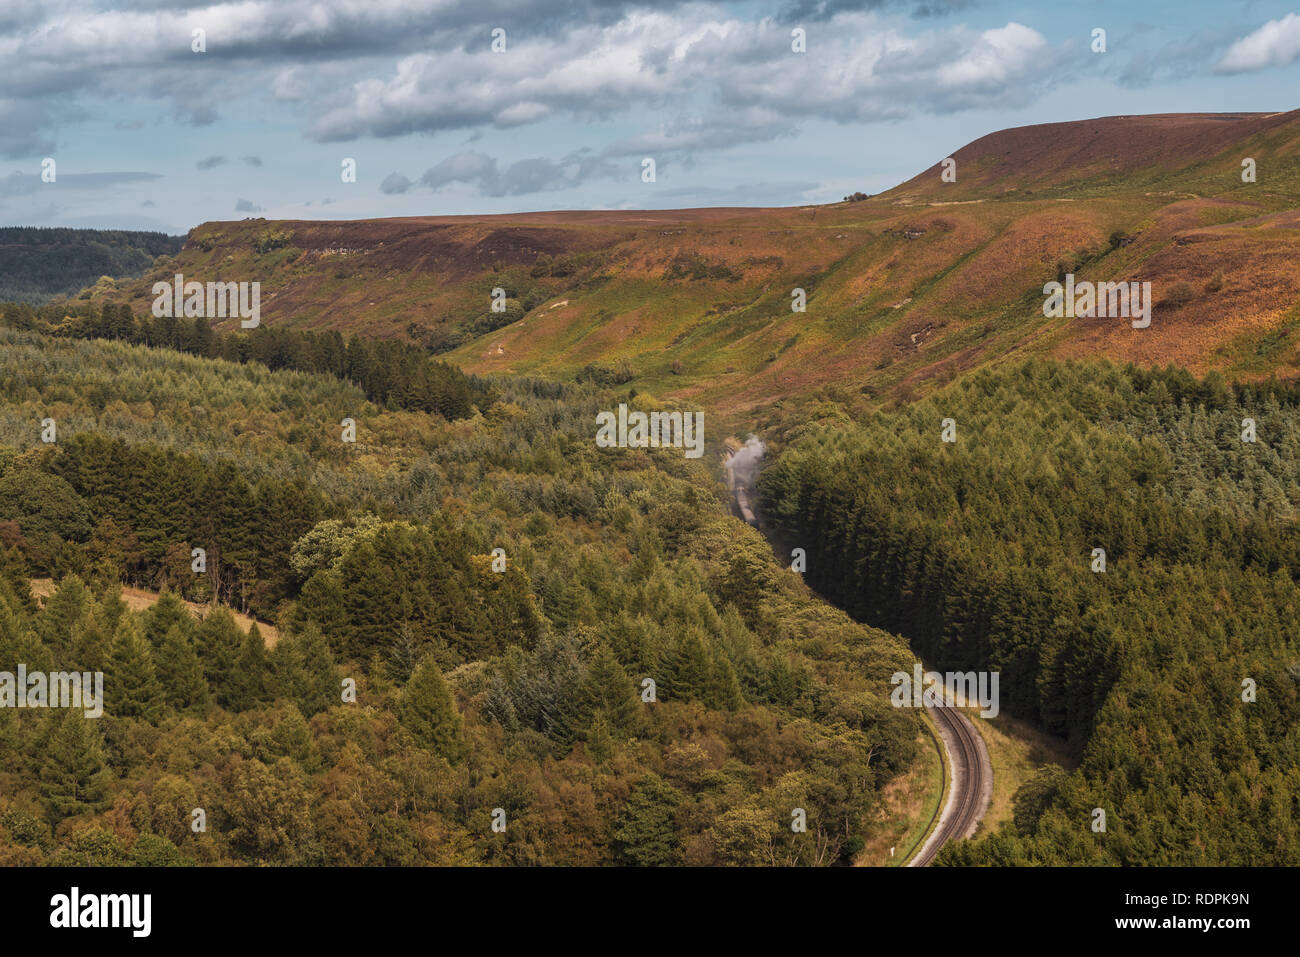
[726,435,766,492]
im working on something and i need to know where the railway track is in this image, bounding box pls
[908,699,991,867]
[720,442,991,866]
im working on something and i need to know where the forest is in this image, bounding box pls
[759,359,1300,864]
[8,287,1291,866]
[0,319,920,865]
[2,301,477,421]
[0,229,184,305]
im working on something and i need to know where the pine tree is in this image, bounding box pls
[386,621,420,684]
[398,655,463,759]
[114,304,136,342]
[270,625,339,718]
[192,315,214,357]
[0,547,37,615]
[708,653,745,711]
[662,629,711,703]
[106,616,164,721]
[585,711,615,765]
[143,590,192,649]
[612,774,682,866]
[97,302,115,339]
[36,575,89,656]
[69,607,113,674]
[562,645,639,744]
[38,710,112,823]
[2,626,55,675]
[337,539,401,658]
[94,580,129,636]
[0,599,25,672]
[156,623,210,712]
[294,570,348,652]
[227,623,268,711]
[194,608,243,704]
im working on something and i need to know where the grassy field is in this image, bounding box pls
[857,721,946,867]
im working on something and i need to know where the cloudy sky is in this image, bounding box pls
[1,0,1298,233]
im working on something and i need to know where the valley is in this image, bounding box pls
[2,110,1298,869]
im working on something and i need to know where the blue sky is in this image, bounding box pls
[1,0,1298,234]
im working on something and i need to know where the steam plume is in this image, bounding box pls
[726,435,766,492]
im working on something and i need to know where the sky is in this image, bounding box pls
[1,0,1298,234]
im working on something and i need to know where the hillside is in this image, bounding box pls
[759,360,1300,865]
[0,324,922,866]
[7,109,1299,870]
[887,111,1300,202]
[0,227,184,304]
[80,111,1300,424]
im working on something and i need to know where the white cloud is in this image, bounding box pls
[0,1,1062,169]
[1216,12,1300,73]
[272,67,309,101]
[936,22,1048,91]
[310,12,1061,143]
[393,148,619,197]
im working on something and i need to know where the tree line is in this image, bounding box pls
[1,300,480,421]
[0,229,183,304]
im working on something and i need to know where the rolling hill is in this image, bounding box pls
[80,111,1300,422]
[8,109,1300,870]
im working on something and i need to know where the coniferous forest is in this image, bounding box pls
[759,360,1300,864]
[0,307,918,865]
[3,294,1298,868]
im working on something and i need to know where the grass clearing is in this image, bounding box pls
[30,578,279,647]
[961,707,1073,834]
[856,721,945,866]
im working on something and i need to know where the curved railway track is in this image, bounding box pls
[908,701,991,867]
[720,444,991,866]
